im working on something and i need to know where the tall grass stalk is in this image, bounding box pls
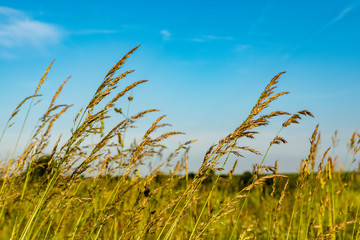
[0,47,359,239]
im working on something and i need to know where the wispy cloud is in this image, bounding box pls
[191,35,234,42]
[0,49,16,59]
[202,35,234,40]
[322,2,360,30]
[0,6,61,48]
[285,1,360,59]
[0,6,24,19]
[248,0,272,35]
[72,29,118,35]
[160,29,171,41]
[235,44,251,52]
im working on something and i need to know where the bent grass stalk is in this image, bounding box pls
[229,122,284,239]
[161,73,311,239]
[189,146,234,239]
[1,47,359,239]
[230,111,313,239]
[228,142,276,239]
[16,46,143,239]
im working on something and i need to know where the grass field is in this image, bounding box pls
[1,46,359,239]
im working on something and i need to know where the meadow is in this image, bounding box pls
[0,46,359,239]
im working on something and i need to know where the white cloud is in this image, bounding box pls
[0,49,16,59]
[160,29,171,41]
[0,6,61,48]
[191,38,205,42]
[0,6,23,17]
[72,29,118,35]
[235,44,251,52]
[284,1,360,60]
[191,35,234,42]
[323,2,360,30]
[202,35,234,40]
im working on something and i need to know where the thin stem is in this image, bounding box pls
[229,127,283,239]
[189,148,234,239]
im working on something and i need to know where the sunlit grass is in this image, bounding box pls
[0,46,359,239]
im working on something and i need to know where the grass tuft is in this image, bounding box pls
[0,47,359,239]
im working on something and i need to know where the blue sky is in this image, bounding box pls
[0,1,359,173]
